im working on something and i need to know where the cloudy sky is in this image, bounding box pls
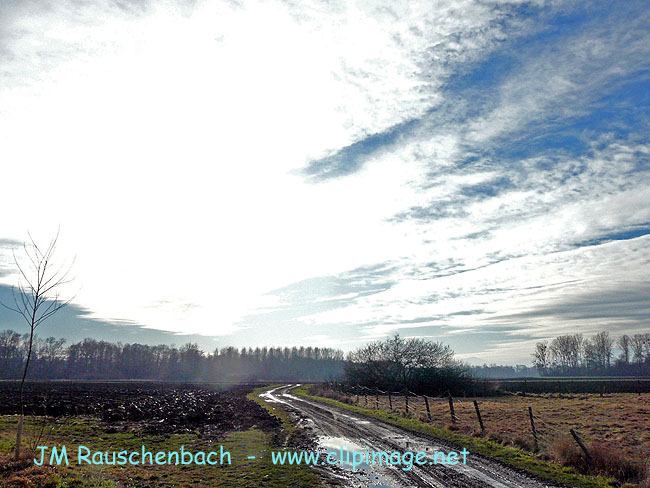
[1,0,649,363]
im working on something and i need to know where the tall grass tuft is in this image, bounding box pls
[552,437,647,484]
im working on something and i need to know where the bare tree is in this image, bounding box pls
[549,334,582,372]
[571,334,584,368]
[532,341,549,374]
[617,334,630,364]
[592,331,614,369]
[39,336,67,370]
[582,337,597,369]
[0,329,22,375]
[345,334,464,393]
[0,232,73,459]
[630,334,646,364]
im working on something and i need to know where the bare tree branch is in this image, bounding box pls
[0,230,74,459]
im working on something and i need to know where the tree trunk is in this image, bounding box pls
[15,416,24,460]
[15,328,34,460]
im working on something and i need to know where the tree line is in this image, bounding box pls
[0,329,345,382]
[470,364,538,378]
[532,331,650,376]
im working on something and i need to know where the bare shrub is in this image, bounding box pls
[308,385,353,404]
[551,437,582,466]
[588,442,646,483]
[552,438,646,483]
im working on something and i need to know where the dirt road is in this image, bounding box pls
[261,385,562,488]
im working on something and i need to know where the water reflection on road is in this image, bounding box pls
[318,435,402,488]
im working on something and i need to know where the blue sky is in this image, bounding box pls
[0,0,649,363]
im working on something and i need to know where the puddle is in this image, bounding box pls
[262,385,557,488]
[319,436,370,471]
[317,435,408,488]
[259,385,292,405]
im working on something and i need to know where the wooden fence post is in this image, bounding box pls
[448,393,455,424]
[424,395,432,421]
[375,393,379,409]
[404,391,409,414]
[473,400,485,433]
[528,407,538,451]
[570,429,592,461]
[388,393,393,410]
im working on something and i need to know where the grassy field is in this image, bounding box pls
[0,384,321,488]
[305,386,650,487]
[345,391,650,461]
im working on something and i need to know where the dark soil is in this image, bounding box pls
[0,382,280,435]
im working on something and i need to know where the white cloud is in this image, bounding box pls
[0,0,526,335]
[1,0,648,364]
[301,139,650,360]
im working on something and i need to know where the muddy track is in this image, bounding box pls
[262,385,563,488]
[0,382,280,435]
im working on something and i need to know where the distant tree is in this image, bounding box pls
[631,334,646,364]
[592,331,614,369]
[532,331,650,377]
[179,342,203,380]
[617,334,630,364]
[582,337,598,370]
[41,336,65,359]
[570,334,584,369]
[532,341,549,374]
[0,329,22,378]
[549,334,582,373]
[471,363,538,378]
[0,232,73,459]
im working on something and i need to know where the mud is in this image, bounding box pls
[262,385,565,488]
[0,382,280,434]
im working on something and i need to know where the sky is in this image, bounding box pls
[0,0,649,364]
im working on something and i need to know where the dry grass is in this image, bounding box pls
[318,389,650,484]
[551,437,646,483]
[340,392,650,459]
[0,450,59,488]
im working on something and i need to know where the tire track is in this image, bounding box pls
[263,385,563,488]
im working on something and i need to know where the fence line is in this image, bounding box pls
[319,381,605,458]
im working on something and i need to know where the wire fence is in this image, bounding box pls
[317,382,602,456]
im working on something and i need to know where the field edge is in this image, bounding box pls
[293,385,618,488]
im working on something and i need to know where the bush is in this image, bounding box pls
[552,437,646,483]
[588,442,646,483]
[344,334,475,395]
